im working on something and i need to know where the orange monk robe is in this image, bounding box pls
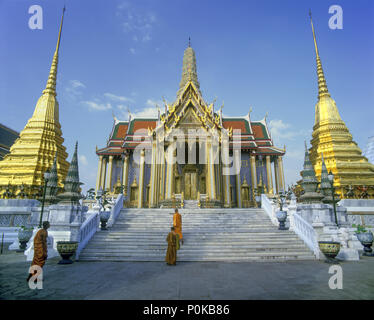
[31,229,48,268]
[165,232,177,265]
[173,212,183,240]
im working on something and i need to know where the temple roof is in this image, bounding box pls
[97,43,285,158]
[97,114,284,156]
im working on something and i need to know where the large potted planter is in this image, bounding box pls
[57,241,78,264]
[353,224,374,256]
[318,241,341,263]
[100,210,111,230]
[17,226,33,252]
[276,211,288,230]
[276,192,288,230]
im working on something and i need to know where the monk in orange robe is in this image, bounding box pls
[27,221,49,282]
[165,227,177,265]
[173,208,183,245]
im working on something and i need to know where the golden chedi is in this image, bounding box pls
[308,12,374,198]
[0,8,69,198]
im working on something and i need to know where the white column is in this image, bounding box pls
[138,149,145,208]
[95,156,103,194]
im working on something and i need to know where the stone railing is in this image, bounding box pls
[261,194,278,226]
[289,211,320,259]
[107,193,124,228]
[75,211,100,260]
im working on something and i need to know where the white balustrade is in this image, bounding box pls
[75,212,100,260]
[289,211,320,259]
[262,193,320,259]
[107,194,124,228]
[261,194,278,226]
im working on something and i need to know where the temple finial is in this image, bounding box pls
[43,7,66,96]
[309,10,330,99]
[188,37,191,47]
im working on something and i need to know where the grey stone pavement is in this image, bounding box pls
[0,247,374,300]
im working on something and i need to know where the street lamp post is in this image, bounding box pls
[327,171,339,227]
[39,170,50,228]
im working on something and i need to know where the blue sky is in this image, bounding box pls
[1,0,373,193]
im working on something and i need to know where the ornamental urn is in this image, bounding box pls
[318,241,341,263]
[17,228,33,251]
[100,210,111,230]
[56,241,78,264]
[276,211,288,230]
[356,231,374,256]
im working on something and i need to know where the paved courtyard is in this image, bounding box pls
[0,248,373,300]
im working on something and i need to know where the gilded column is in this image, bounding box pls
[95,155,103,194]
[165,144,175,200]
[159,147,166,201]
[149,137,158,207]
[207,137,216,199]
[266,155,273,194]
[138,149,145,208]
[100,157,107,190]
[250,154,257,190]
[106,155,114,193]
[235,149,241,208]
[274,157,279,194]
[122,153,130,195]
[278,156,285,192]
[222,138,231,207]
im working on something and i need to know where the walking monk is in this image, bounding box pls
[165,227,177,265]
[173,208,183,245]
[27,221,50,282]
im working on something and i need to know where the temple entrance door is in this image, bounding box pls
[184,171,197,200]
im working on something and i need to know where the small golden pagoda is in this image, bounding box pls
[308,12,374,198]
[0,8,69,198]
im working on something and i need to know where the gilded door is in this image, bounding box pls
[184,172,197,200]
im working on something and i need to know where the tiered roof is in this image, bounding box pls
[97,43,285,158]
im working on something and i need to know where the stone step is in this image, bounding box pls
[83,246,309,252]
[80,208,315,262]
[78,252,315,261]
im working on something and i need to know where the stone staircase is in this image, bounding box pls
[183,200,199,209]
[78,208,316,262]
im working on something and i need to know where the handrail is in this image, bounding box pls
[107,193,124,228]
[261,194,278,226]
[75,211,100,260]
[289,211,320,259]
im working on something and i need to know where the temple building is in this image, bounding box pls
[0,124,19,160]
[0,8,69,198]
[308,13,374,198]
[96,43,286,208]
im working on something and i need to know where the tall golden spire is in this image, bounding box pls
[309,10,330,99]
[0,7,69,197]
[43,6,65,96]
[177,39,201,97]
[308,10,374,199]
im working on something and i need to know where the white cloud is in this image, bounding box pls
[104,93,134,103]
[65,80,86,100]
[116,2,157,43]
[146,99,162,108]
[129,48,136,54]
[70,80,86,89]
[82,101,112,111]
[269,119,310,142]
[79,155,88,166]
[132,107,158,118]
